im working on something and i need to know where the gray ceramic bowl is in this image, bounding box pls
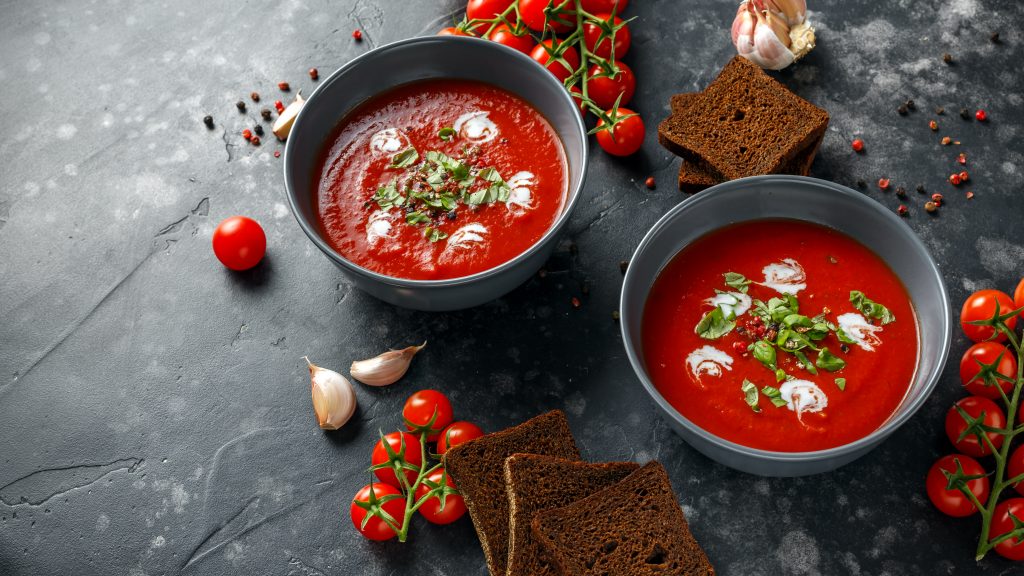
[620,176,951,476]
[283,36,588,311]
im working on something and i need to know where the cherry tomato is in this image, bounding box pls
[467,0,515,24]
[961,289,1017,342]
[1009,444,1024,496]
[403,390,454,441]
[990,498,1024,561]
[350,483,406,541]
[569,85,587,115]
[584,14,631,59]
[520,0,574,33]
[1014,277,1024,322]
[438,26,474,36]
[488,23,534,54]
[595,108,644,157]
[960,341,1017,399]
[586,62,636,109]
[581,0,629,14]
[437,421,485,455]
[212,216,266,271]
[944,396,1006,457]
[925,454,990,517]
[414,469,467,525]
[371,431,424,488]
[530,39,580,83]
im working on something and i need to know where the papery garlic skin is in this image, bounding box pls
[305,357,357,430]
[350,342,426,387]
[732,0,816,71]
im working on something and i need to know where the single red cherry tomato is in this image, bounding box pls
[990,498,1024,560]
[437,421,485,455]
[212,216,266,271]
[944,396,1006,457]
[488,23,534,54]
[1014,277,1024,321]
[581,0,629,14]
[1009,445,1024,496]
[584,13,631,59]
[414,469,467,525]
[586,61,636,109]
[519,0,574,33]
[925,454,990,517]
[403,390,454,441]
[350,483,406,541]
[438,26,474,36]
[960,341,1017,399]
[530,39,580,83]
[595,108,644,157]
[467,0,515,23]
[371,431,424,488]
[961,289,1017,342]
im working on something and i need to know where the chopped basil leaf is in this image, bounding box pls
[754,294,800,324]
[373,180,404,210]
[761,385,788,408]
[752,340,776,368]
[816,348,847,372]
[742,379,761,413]
[834,377,847,391]
[724,272,751,293]
[405,211,430,225]
[850,290,896,325]
[425,227,448,242]
[776,327,819,352]
[835,328,857,345]
[425,151,470,181]
[390,147,419,169]
[438,127,456,141]
[774,368,787,382]
[695,308,735,340]
[793,350,818,375]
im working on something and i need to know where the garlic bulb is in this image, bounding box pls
[272,92,305,140]
[350,342,426,387]
[732,0,815,71]
[304,357,357,430]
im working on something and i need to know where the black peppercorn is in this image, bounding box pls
[991,31,1001,44]
[960,108,971,120]
[253,124,264,136]
[905,99,916,110]
[446,210,456,220]
[934,106,945,115]
[619,260,629,274]
[897,104,909,116]
[916,184,926,194]
[261,108,272,121]
[856,179,866,188]
[236,100,246,112]
[943,53,953,64]
[203,115,214,128]
[896,186,907,198]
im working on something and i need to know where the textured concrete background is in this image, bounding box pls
[1,0,1023,574]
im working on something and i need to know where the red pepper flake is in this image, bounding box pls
[966,190,975,199]
[644,176,656,189]
[897,204,909,217]
[275,100,285,113]
[274,150,281,158]
[732,341,747,355]
[975,109,988,121]
[278,82,291,91]
[928,120,938,131]
[353,29,363,41]
[242,128,252,141]
[309,67,319,80]
[958,170,969,182]
[878,178,890,190]
[957,152,967,165]
[251,135,261,146]
[932,193,944,206]
[941,136,952,146]
[851,138,864,152]
[949,173,962,185]
[571,296,581,309]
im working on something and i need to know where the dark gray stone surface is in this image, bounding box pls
[1,0,1023,574]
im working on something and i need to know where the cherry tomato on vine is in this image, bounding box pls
[371,431,424,488]
[1009,445,1024,497]
[403,390,454,441]
[961,289,1017,342]
[488,23,535,54]
[414,469,467,525]
[350,483,406,541]
[595,108,644,157]
[960,341,1017,399]
[467,0,516,27]
[581,0,629,14]
[1014,277,1024,321]
[437,421,485,455]
[925,454,990,517]
[519,0,574,33]
[438,26,474,36]
[212,216,266,271]
[584,13,631,59]
[990,498,1024,561]
[530,39,580,83]
[586,62,636,109]
[944,396,1006,457]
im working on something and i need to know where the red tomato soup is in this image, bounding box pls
[314,79,569,280]
[642,220,919,452]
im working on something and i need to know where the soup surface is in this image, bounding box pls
[315,79,568,280]
[642,219,919,452]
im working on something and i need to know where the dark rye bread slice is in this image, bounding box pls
[443,411,580,576]
[505,454,640,576]
[660,56,829,181]
[531,462,715,576]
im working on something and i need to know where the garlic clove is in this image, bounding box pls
[350,342,426,387]
[751,10,795,70]
[272,92,305,141]
[760,0,806,28]
[731,0,815,70]
[731,3,755,46]
[305,357,357,430]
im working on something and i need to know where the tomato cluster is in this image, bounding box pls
[926,280,1024,560]
[439,0,645,157]
[350,389,484,541]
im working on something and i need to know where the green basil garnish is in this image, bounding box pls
[834,377,847,391]
[438,127,456,141]
[390,147,419,169]
[695,308,735,340]
[724,272,751,293]
[425,227,448,242]
[752,340,776,368]
[405,211,430,225]
[742,379,761,413]
[816,348,847,372]
[373,180,404,210]
[761,385,789,408]
[850,290,895,325]
[793,349,818,375]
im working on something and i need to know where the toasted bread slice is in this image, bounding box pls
[531,461,715,576]
[505,454,639,576]
[443,411,580,576]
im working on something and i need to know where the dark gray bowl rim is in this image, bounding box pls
[282,35,589,288]
[620,175,952,462]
